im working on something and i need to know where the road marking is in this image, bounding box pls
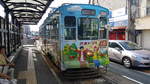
[122,75,143,84]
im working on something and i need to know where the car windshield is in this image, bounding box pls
[119,41,142,50]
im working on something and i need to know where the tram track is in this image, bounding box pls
[38,51,115,84]
[39,52,62,84]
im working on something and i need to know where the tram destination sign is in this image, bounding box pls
[81,9,96,16]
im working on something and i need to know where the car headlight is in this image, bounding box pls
[132,55,150,60]
[132,55,142,60]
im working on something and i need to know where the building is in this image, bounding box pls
[23,25,31,38]
[94,0,127,10]
[134,0,150,49]
[109,7,128,40]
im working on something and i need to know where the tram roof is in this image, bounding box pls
[40,3,109,28]
[0,0,54,25]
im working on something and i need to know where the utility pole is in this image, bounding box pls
[127,0,136,42]
[89,0,94,4]
[89,0,99,5]
[89,0,91,4]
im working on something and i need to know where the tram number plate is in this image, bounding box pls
[81,9,96,16]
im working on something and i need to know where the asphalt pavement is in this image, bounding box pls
[109,62,150,84]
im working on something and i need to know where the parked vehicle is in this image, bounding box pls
[108,40,150,68]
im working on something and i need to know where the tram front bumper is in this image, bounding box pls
[64,61,95,69]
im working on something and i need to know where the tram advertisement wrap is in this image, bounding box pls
[63,40,110,68]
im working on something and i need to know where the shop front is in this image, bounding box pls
[109,20,127,40]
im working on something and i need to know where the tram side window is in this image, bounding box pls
[64,16,76,40]
[49,16,59,40]
[99,17,107,39]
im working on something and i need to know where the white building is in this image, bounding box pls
[94,0,126,10]
[109,7,128,40]
[23,25,31,38]
[134,0,150,49]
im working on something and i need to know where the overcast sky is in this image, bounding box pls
[0,5,5,18]
[0,0,89,31]
[30,0,89,31]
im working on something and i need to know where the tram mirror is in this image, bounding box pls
[105,24,111,30]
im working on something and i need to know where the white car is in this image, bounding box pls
[108,40,150,68]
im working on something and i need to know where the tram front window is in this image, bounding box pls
[64,28,76,40]
[64,16,76,27]
[78,18,98,40]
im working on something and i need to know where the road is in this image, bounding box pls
[109,62,150,84]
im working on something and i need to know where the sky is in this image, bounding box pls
[30,0,89,31]
[0,5,5,18]
[0,0,89,31]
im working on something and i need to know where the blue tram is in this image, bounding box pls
[39,4,110,71]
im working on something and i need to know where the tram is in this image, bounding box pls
[39,3,110,71]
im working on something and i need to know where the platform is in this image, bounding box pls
[14,45,58,84]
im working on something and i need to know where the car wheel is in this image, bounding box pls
[122,57,132,68]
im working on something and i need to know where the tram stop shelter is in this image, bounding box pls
[0,1,54,83]
[0,0,54,56]
[0,0,53,25]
